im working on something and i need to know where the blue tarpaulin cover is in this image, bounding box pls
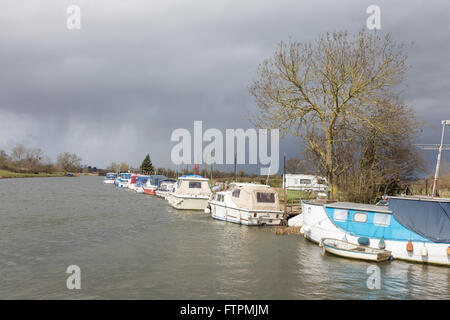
[389,197,450,243]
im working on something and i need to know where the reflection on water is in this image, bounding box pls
[0,176,449,299]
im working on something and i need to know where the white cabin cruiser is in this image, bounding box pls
[167,175,211,210]
[134,175,150,193]
[127,174,140,191]
[103,172,117,184]
[208,183,283,226]
[117,173,132,188]
[155,179,176,199]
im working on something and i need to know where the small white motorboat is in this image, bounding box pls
[103,172,117,184]
[167,175,211,210]
[155,179,176,199]
[320,238,392,262]
[208,183,283,226]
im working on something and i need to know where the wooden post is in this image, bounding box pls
[234,153,237,182]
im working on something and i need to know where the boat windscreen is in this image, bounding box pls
[256,192,275,203]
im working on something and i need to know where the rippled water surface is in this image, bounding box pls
[1,176,449,299]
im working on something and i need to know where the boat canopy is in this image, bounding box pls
[136,176,149,186]
[149,175,169,187]
[389,196,450,243]
[179,175,207,179]
[175,177,210,196]
[120,173,131,179]
[229,183,281,211]
[105,173,117,179]
[130,174,139,184]
[160,178,176,183]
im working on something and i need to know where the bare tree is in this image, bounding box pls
[10,144,27,162]
[57,152,82,173]
[118,162,129,172]
[0,150,8,168]
[250,29,418,199]
[106,162,119,172]
[285,157,311,174]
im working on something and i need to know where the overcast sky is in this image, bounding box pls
[0,0,449,174]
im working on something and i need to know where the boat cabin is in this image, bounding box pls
[174,175,210,196]
[226,183,281,211]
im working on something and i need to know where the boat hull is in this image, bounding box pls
[302,202,450,266]
[143,187,157,195]
[155,190,170,198]
[210,202,282,226]
[167,193,209,210]
[321,238,392,262]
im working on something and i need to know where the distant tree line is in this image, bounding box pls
[0,144,83,174]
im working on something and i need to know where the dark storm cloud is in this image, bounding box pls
[0,0,449,172]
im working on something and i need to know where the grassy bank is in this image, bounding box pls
[0,169,65,179]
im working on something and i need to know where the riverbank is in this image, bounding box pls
[0,169,65,179]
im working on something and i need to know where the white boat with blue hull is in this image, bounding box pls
[208,183,283,226]
[301,196,450,266]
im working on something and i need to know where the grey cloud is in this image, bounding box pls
[0,0,449,172]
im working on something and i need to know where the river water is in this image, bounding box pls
[0,176,449,299]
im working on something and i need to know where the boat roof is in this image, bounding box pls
[324,202,392,214]
[230,182,272,189]
[178,175,209,181]
[390,195,450,203]
[160,179,176,183]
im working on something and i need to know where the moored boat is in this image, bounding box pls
[103,172,117,184]
[117,173,132,188]
[135,175,150,193]
[127,174,140,191]
[208,183,283,226]
[320,238,392,262]
[155,179,176,199]
[143,175,169,195]
[301,196,450,266]
[167,175,211,210]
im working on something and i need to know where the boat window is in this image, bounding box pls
[256,192,275,203]
[189,181,202,188]
[373,213,391,226]
[300,179,312,184]
[353,212,368,223]
[333,209,348,222]
[232,189,241,198]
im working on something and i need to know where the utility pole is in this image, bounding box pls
[283,154,287,219]
[415,120,450,197]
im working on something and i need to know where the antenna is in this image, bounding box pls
[415,120,450,197]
